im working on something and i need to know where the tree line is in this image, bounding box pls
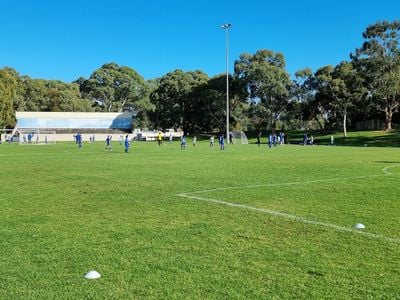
[1,20,399,135]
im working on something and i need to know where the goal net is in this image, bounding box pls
[230,130,249,144]
[0,129,14,144]
[18,129,57,145]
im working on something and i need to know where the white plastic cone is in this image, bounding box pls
[84,270,101,279]
[354,223,365,229]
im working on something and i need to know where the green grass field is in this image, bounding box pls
[0,138,399,299]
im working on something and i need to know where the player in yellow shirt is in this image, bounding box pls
[157,132,163,146]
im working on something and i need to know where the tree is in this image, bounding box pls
[190,74,248,132]
[351,21,400,130]
[247,102,269,130]
[0,68,18,127]
[234,49,292,128]
[314,62,364,136]
[292,68,314,103]
[189,74,226,131]
[290,68,326,130]
[149,70,208,133]
[50,81,93,112]
[80,63,150,113]
[130,78,158,129]
[18,78,93,113]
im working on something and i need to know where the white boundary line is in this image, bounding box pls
[383,164,400,175]
[176,169,400,245]
[185,174,386,194]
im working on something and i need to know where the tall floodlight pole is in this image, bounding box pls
[221,23,232,145]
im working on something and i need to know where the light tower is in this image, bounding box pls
[221,23,232,145]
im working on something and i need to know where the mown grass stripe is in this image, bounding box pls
[177,192,400,244]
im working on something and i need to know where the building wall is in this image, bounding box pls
[15,112,133,130]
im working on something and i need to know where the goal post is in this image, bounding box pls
[230,130,249,144]
[0,129,14,144]
[18,129,57,145]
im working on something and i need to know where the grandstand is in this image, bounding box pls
[14,112,134,142]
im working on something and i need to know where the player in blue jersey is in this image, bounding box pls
[180,135,186,150]
[124,135,130,153]
[219,134,225,150]
[76,133,83,148]
[105,135,112,151]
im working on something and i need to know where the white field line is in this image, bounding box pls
[176,171,400,244]
[185,174,386,195]
[383,164,400,175]
[0,151,105,157]
[176,193,400,244]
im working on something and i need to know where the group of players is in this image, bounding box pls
[103,134,131,153]
[73,134,131,153]
[78,132,230,153]
[178,134,227,150]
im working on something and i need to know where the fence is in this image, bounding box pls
[354,120,399,130]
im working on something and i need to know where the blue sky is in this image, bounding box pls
[1,0,399,82]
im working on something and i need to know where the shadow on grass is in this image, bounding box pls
[246,130,400,147]
[280,130,400,147]
[334,132,400,147]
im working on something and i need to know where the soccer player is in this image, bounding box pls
[124,135,130,153]
[192,136,197,147]
[180,135,186,150]
[105,135,112,151]
[303,133,308,146]
[157,132,163,146]
[209,135,214,148]
[219,134,225,150]
[268,133,272,148]
[76,133,83,148]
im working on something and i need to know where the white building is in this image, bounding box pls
[14,111,133,142]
